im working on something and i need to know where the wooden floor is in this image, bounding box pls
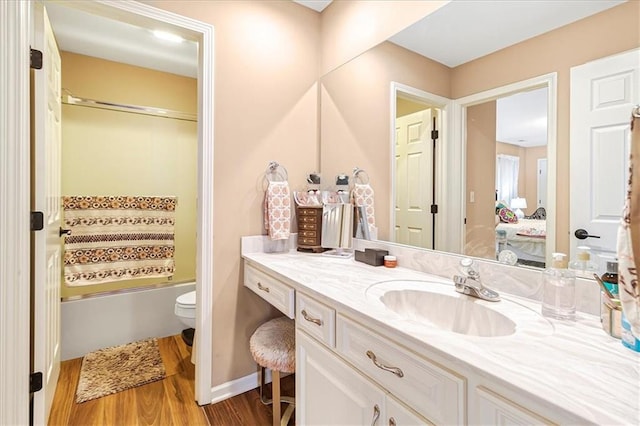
[49,334,294,426]
[202,375,295,426]
[49,335,208,425]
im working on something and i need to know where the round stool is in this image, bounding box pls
[249,316,295,426]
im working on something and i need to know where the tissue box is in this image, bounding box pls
[354,248,389,266]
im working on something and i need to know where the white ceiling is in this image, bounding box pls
[46,2,198,78]
[293,1,333,12]
[389,0,625,68]
[496,88,548,148]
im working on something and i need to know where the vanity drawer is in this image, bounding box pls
[336,315,465,425]
[244,264,295,319]
[296,293,336,348]
[299,230,317,238]
[299,222,317,231]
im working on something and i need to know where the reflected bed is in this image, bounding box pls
[496,218,546,267]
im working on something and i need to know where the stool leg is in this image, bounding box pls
[272,370,281,426]
[258,366,272,405]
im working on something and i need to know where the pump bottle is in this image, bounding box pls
[542,253,576,321]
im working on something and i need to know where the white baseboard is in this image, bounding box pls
[209,369,288,405]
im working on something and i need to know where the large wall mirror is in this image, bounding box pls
[319,0,639,274]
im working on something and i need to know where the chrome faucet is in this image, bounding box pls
[453,258,500,302]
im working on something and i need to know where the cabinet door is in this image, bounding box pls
[296,330,385,426]
[386,395,433,426]
[474,386,555,425]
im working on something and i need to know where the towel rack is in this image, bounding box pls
[265,161,288,182]
[352,167,370,184]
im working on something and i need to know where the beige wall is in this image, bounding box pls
[320,41,451,241]
[452,1,640,254]
[143,0,320,387]
[320,0,450,75]
[466,101,497,260]
[60,52,197,299]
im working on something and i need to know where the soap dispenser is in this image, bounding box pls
[542,253,576,321]
[568,246,598,279]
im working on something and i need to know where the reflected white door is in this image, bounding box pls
[32,3,62,424]
[395,109,433,248]
[537,158,547,208]
[570,49,640,265]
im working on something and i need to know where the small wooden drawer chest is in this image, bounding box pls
[296,206,324,253]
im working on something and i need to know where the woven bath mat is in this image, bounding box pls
[76,338,166,403]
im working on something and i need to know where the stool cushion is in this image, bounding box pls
[250,317,295,374]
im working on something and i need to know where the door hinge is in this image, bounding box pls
[431,130,439,140]
[30,372,43,393]
[430,204,438,214]
[30,49,43,70]
[31,211,44,231]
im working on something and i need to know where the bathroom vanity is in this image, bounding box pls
[242,237,639,425]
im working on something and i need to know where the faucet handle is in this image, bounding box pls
[459,257,480,279]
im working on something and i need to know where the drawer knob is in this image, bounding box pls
[371,404,380,426]
[257,282,270,293]
[301,309,323,326]
[389,418,396,426]
[366,350,404,378]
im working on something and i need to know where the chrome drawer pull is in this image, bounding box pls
[371,404,380,426]
[366,350,404,378]
[301,309,323,326]
[257,282,270,293]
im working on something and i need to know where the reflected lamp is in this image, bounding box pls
[510,197,527,219]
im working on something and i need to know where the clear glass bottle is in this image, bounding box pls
[568,246,599,279]
[542,253,576,321]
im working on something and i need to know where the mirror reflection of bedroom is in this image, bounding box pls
[465,87,548,268]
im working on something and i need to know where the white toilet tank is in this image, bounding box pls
[175,290,196,328]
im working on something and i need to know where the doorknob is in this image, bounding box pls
[574,229,600,240]
[59,227,72,237]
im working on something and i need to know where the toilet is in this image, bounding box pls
[174,290,196,329]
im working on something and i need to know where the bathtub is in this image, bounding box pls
[61,281,195,360]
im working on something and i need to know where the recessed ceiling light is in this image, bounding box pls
[152,30,184,43]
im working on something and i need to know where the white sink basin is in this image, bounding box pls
[366,279,553,338]
[381,289,515,337]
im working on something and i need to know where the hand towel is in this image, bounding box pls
[264,181,291,240]
[351,183,376,232]
[618,116,640,338]
[62,196,176,286]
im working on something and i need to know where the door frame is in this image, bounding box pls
[1,0,215,421]
[451,73,557,264]
[0,1,32,424]
[390,82,453,251]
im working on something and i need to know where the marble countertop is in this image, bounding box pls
[242,250,640,425]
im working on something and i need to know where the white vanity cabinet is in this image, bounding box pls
[243,255,585,425]
[296,329,431,426]
[244,263,295,318]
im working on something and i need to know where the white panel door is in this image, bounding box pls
[395,109,433,248]
[537,158,547,208]
[570,49,640,265]
[32,3,62,424]
[296,330,385,426]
